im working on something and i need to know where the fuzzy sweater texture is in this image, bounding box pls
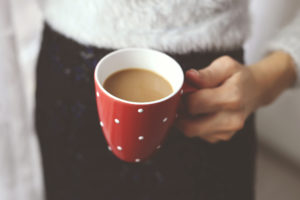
[40,0,300,86]
[41,0,250,53]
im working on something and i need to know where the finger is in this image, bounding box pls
[185,87,223,115]
[201,132,235,144]
[186,56,240,88]
[186,83,243,115]
[176,111,245,138]
[198,131,235,144]
[199,135,220,144]
[212,132,235,142]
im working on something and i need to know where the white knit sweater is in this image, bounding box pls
[41,0,250,53]
[40,0,300,86]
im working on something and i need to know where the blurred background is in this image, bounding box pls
[245,0,300,199]
[1,0,300,199]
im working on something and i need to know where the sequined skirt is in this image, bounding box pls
[35,24,256,200]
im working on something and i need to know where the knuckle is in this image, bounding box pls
[220,55,233,62]
[220,55,235,64]
[224,113,245,132]
[231,94,243,109]
[210,140,219,144]
[219,55,239,70]
[220,134,233,141]
[200,68,214,83]
[205,68,214,78]
[232,114,245,131]
[206,138,219,144]
[226,88,243,109]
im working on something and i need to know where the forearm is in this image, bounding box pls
[249,51,297,107]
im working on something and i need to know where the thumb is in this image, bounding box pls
[186,56,240,88]
[185,68,210,88]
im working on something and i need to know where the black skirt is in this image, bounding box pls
[35,24,256,200]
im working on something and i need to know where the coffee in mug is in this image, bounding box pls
[103,68,173,102]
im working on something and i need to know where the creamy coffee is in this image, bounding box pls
[103,68,173,102]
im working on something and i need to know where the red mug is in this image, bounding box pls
[94,48,196,163]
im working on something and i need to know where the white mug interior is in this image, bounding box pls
[95,48,184,105]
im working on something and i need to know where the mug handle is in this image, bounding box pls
[182,81,198,94]
[176,81,198,117]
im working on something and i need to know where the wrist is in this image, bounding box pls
[248,51,297,107]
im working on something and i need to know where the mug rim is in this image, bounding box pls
[94,48,184,105]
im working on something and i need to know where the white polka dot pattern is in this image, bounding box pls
[138,136,144,141]
[107,146,112,151]
[117,146,122,151]
[100,121,104,127]
[135,158,141,162]
[114,119,120,124]
[96,91,100,97]
[138,108,144,113]
[162,117,168,123]
[156,145,161,149]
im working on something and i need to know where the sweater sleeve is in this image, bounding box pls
[266,11,300,87]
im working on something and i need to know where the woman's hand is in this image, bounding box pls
[177,51,296,143]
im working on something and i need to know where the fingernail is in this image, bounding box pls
[189,68,198,75]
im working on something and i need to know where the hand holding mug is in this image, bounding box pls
[177,56,264,143]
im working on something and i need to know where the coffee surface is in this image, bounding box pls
[103,68,173,102]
